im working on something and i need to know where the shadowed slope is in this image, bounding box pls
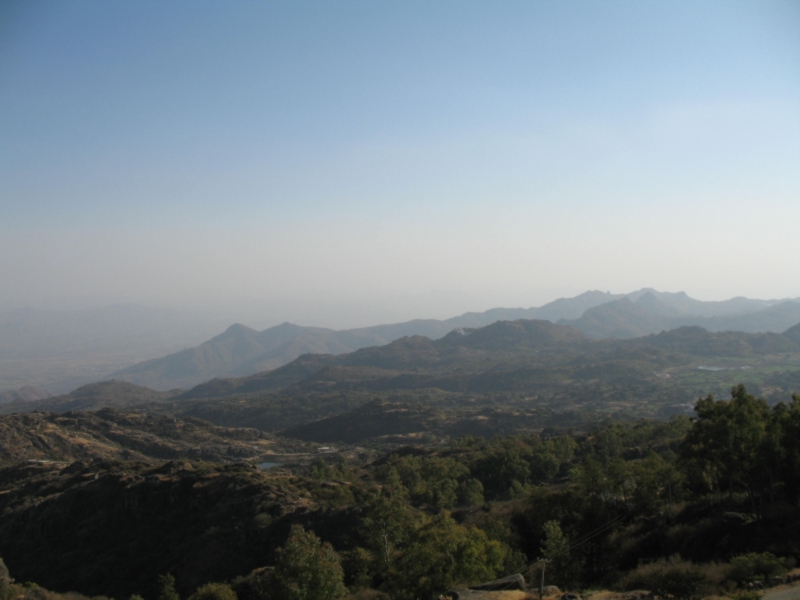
[0,380,180,414]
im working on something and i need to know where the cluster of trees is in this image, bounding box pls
[4,385,798,600]
[148,517,504,600]
[335,488,508,600]
[376,455,483,508]
[682,384,800,508]
[371,432,580,508]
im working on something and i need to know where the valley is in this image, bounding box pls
[1,311,799,600]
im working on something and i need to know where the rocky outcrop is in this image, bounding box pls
[0,408,309,466]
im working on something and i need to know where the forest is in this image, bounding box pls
[1,384,799,600]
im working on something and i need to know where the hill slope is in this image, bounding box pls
[108,290,799,391]
[0,407,302,466]
[169,319,800,435]
[0,380,180,414]
[0,460,313,599]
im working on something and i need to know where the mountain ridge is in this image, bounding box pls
[109,290,800,390]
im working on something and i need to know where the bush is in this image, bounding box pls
[728,553,787,584]
[188,583,237,600]
[621,559,709,600]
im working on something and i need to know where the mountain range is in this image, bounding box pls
[106,289,800,391]
[2,317,800,445]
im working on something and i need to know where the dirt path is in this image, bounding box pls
[764,584,800,600]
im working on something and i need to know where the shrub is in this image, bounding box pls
[621,559,709,600]
[728,553,787,584]
[188,583,237,600]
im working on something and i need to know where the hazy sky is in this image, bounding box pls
[2,1,799,328]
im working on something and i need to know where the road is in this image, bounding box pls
[765,585,800,600]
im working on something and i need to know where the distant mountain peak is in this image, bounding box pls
[223,323,256,334]
[101,289,800,391]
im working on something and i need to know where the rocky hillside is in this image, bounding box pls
[0,408,307,466]
[0,380,180,414]
[0,460,316,599]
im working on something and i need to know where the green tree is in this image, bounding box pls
[340,547,375,591]
[359,490,416,567]
[630,452,682,513]
[605,458,631,504]
[540,520,578,588]
[311,459,333,480]
[388,513,505,600]
[548,435,577,463]
[159,574,180,600]
[773,394,800,502]
[571,457,607,498]
[456,478,485,506]
[271,525,347,600]
[681,384,770,504]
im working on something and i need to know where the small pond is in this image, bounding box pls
[258,461,280,470]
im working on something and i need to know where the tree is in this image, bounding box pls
[571,457,607,498]
[681,385,770,505]
[340,547,375,591]
[472,439,533,499]
[773,394,800,502]
[159,574,180,600]
[605,457,631,505]
[311,459,333,480]
[359,490,416,567]
[271,525,347,600]
[457,478,485,507]
[388,513,505,600]
[540,521,578,588]
[630,452,682,513]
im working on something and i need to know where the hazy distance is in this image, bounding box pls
[1,1,799,327]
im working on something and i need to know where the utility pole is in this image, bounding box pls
[539,559,550,600]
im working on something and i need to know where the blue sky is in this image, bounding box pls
[1,1,799,326]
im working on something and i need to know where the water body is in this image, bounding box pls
[258,461,279,470]
[698,366,727,372]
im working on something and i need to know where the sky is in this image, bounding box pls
[1,0,799,328]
